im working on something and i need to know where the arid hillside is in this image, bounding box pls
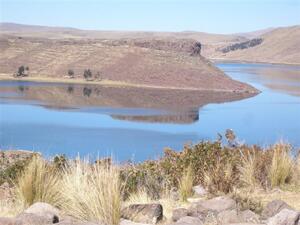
[205,26,300,65]
[0,35,256,92]
[1,23,299,65]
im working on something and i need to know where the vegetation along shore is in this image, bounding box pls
[0,132,299,225]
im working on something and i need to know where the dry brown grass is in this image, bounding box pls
[179,166,194,202]
[239,150,258,189]
[59,159,121,225]
[268,143,294,188]
[14,156,61,209]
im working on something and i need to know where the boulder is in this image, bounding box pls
[172,216,203,225]
[239,210,260,223]
[197,196,236,213]
[0,217,16,225]
[121,204,163,224]
[187,203,217,221]
[217,209,240,224]
[22,202,60,223]
[172,208,188,222]
[267,209,300,225]
[261,200,292,219]
[192,186,207,197]
[15,213,54,225]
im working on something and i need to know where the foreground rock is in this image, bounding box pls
[122,204,163,224]
[171,216,203,225]
[23,202,60,223]
[267,209,300,225]
[261,200,293,220]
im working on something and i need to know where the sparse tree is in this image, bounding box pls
[83,69,93,81]
[68,69,75,78]
[17,66,25,77]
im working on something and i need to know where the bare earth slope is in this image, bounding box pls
[0,36,256,93]
[205,26,300,65]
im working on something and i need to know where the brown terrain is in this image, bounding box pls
[1,23,299,65]
[0,22,258,93]
[207,26,300,65]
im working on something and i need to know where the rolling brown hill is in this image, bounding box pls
[1,23,298,65]
[0,34,256,93]
[204,26,300,65]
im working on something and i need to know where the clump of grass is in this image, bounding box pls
[179,166,194,202]
[239,150,258,189]
[14,156,61,208]
[60,159,121,225]
[268,143,294,188]
[125,188,153,206]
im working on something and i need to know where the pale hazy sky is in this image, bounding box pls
[0,0,299,33]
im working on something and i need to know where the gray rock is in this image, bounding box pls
[173,216,203,225]
[172,208,188,222]
[121,204,163,224]
[261,200,292,219]
[15,213,54,225]
[217,209,240,224]
[187,202,216,221]
[267,209,300,225]
[197,196,236,213]
[23,202,60,223]
[192,186,207,197]
[239,210,260,223]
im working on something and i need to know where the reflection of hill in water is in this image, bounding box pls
[2,82,257,124]
[111,109,199,124]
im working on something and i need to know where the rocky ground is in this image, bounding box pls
[0,194,299,225]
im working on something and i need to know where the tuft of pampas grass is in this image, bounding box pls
[59,159,121,225]
[15,156,61,209]
[268,143,294,188]
[179,166,194,202]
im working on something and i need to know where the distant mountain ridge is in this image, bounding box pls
[1,22,298,64]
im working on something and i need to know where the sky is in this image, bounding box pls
[0,0,299,34]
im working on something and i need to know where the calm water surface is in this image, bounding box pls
[0,63,300,161]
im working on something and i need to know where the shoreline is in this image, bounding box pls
[209,58,300,66]
[0,74,259,94]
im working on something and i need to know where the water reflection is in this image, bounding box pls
[0,81,255,124]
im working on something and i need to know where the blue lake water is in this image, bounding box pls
[0,63,300,161]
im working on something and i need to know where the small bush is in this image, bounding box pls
[179,166,194,202]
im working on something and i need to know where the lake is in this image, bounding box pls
[0,63,300,161]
